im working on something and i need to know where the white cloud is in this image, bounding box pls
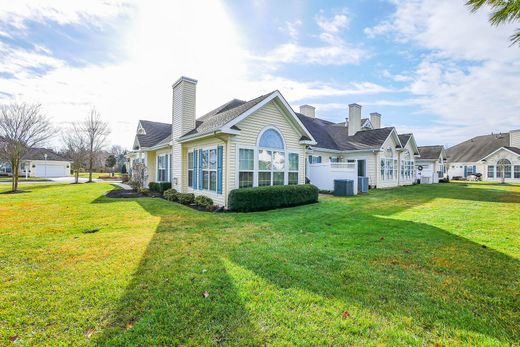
[0,0,133,29]
[0,1,382,147]
[316,10,349,33]
[260,8,366,66]
[0,42,64,76]
[280,20,302,39]
[364,0,520,145]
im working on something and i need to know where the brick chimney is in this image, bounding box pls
[347,103,361,136]
[299,105,316,118]
[370,112,381,129]
[172,76,197,190]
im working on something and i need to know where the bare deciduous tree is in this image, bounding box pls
[129,161,147,191]
[0,103,55,192]
[62,124,88,184]
[80,108,110,183]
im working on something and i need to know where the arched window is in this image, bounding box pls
[496,159,512,179]
[259,128,284,149]
[497,159,511,165]
[237,127,299,188]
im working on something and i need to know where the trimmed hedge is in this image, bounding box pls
[194,195,213,208]
[176,193,195,205]
[149,182,172,194]
[228,184,319,212]
[163,188,178,201]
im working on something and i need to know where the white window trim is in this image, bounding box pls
[235,144,300,189]
[187,145,220,193]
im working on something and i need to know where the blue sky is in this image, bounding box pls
[0,0,519,148]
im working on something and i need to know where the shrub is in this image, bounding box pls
[163,188,178,201]
[149,182,172,193]
[128,180,142,192]
[194,195,213,208]
[228,184,319,212]
[176,193,195,205]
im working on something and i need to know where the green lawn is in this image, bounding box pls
[0,182,519,346]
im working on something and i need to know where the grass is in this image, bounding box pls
[0,182,518,346]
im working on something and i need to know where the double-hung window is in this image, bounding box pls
[309,155,322,164]
[188,152,194,187]
[200,149,217,191]
[157,155,167,182]
[238,148,254,188]
[487,165,495,178]
[288,153,299,184]
[514,165,520,179]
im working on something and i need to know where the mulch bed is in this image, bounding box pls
[105,190,162,199]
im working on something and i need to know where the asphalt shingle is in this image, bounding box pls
[447,133,510,162]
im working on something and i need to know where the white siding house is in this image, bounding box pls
[447,130,520,182]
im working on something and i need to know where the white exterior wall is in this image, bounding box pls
[416,160,438,183]
[376,134,401,188]
[482,148,520,182]
[448,162,486,179]
[398,140,416,186]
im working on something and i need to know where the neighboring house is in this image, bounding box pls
[129,120,173,184]
[19,148,70,178]
[416,146,447,184]
[296,104,420,190]
[446,130,520,182]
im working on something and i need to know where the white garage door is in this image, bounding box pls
[34,164,67,177]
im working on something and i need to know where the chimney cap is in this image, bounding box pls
[172,76,198,89]
[348,103,361,108]
[370,112,381,116]
[300,104,315,110]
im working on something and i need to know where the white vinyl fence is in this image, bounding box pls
[308,161,358,194]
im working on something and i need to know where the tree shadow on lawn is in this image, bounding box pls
[91,184,519,345]
[92,196,261,346]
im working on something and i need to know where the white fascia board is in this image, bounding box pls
[176,129,240,143]
[479,146,519,161]
[310,146,379,154]
[221,91,317,144]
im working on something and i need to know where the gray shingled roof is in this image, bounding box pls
[398,134,412,146]
[179,92,275,139]
[136,120,172,148]
[22,148,67,161]
[504,146,520,155]
[447,133,510,162]
[418,145,444,160]
[296,113,396,151]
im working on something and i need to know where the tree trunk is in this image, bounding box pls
[88,156,93,183]
[11,159,19,192]
[75,170,79,184]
